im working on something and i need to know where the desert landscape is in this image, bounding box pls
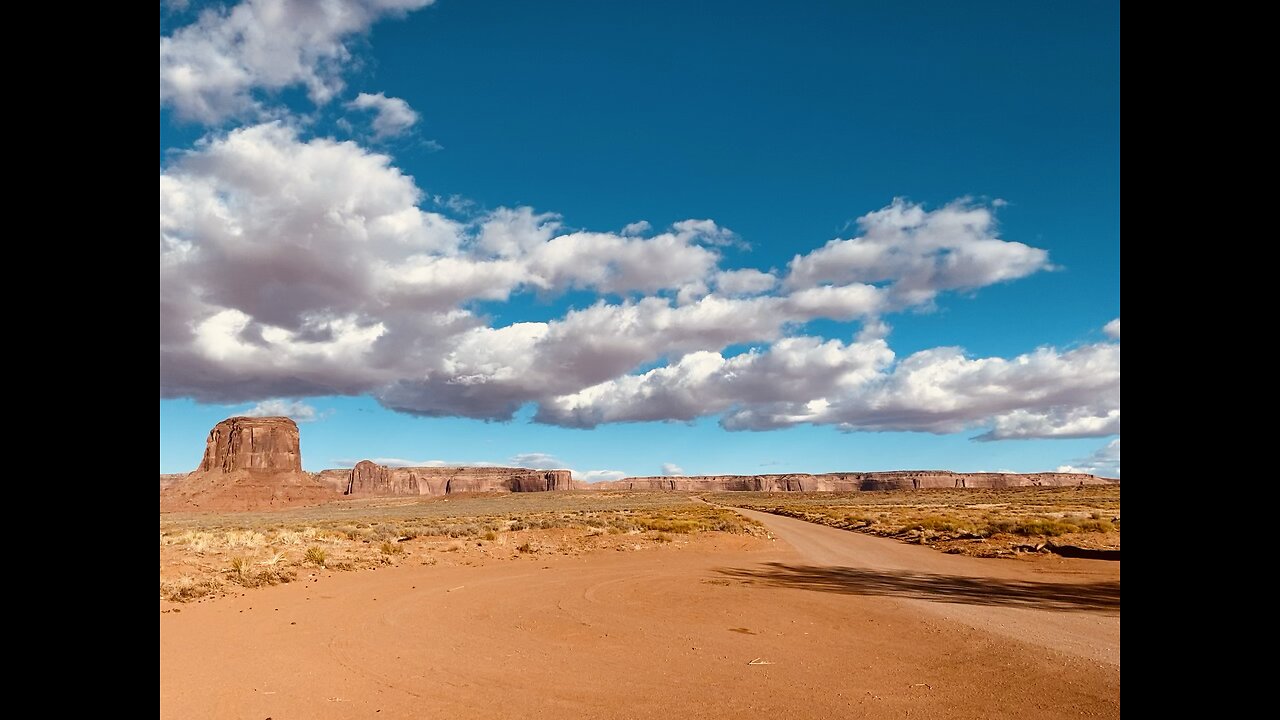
[160,417,1120,719]
[160,3,1118,716]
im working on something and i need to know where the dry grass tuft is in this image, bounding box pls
[228,556,298,587]
[161,576,223,602]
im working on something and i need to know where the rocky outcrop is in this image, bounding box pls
[510,470,574,492]
[196,415,302,474]
[346,460,422,496]
[160,417,338,511]
[340,463,574,496]
[311,469,352,493]
[585,471,1116,492]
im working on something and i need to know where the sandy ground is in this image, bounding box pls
[160,511,1120,719]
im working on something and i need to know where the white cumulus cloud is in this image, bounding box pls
[1104,317,1120,339]
[346,92,419,138]
[243,398,322,422]
[661,463,685,476]
[576,470,627,483]
[159,123,1101,440]
[785,198,1050,310]
[160,0,435,123]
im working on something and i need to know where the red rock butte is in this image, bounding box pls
[159,416,336,511]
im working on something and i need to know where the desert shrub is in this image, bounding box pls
[912,516,961,533]
[1075,519,1115,533]
[483,531,497,541]
[516,542,534,553]
[379,540,404,555]
[304,546,327,566]
[1010,518,1077,537]
[228,557,297,587]
[162,576,222,602]
[373,525,403,541]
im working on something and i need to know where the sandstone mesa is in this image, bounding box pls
[159,416,1116,511]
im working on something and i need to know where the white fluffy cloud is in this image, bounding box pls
[785,199,1050,310]
[715,268,777,296]
[1104,317,1120,339]
[1057,438,1120,477]
[346,92,420,138]
[509,452,566,470]
[577,470,627,482]
[243,398,322,422]
[160,0,435,122]
[159,123,1109,439]
[661,463,685,476]
[542,333,1119,438]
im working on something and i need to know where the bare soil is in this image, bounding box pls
[161,503,1119,719]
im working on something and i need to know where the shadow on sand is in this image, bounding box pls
[718,563,1120,614]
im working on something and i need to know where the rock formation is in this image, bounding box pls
[341,462,574,496]
[310,469,352,494]
[584,471,1116,492]
[346,460,422,496]
[159,417,338,511]
[159,417,1115,512]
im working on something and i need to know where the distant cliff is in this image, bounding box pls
[341,461,574,496]
[584,471,1115,492]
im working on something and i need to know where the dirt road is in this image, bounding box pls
[731,507,1120,665]
[161,525,1119,719]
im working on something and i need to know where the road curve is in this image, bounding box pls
[728,506,1120,665]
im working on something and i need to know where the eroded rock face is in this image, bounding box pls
[510,470,574,492]
[311,469,352,493]
[160,416,337,511]
[585,471,1116,492]
[197,416,302,474]
[346,460,422,496]
[340,463,574,496]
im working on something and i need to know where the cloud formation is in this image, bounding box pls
[160,0,434,122]
[509,452,566,470]
[158,122,1111,440]
[661,463,685,476]
[1057,438,1120,478]
[243,398,322,422]
[577,470,627,482]
[1104,317,1120,339]
[346,92,419,138]
[784,199,1050,310]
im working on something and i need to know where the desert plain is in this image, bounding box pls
[160,417,1119,719]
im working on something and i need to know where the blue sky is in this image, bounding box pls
[160,1,1119,479]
